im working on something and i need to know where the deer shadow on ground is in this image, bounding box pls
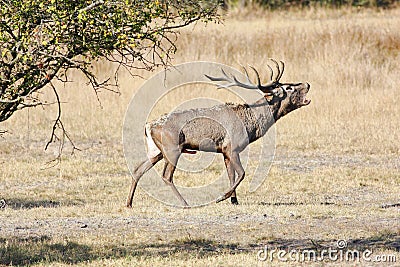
[0,233,398,266]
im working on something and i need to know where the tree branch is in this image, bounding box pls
[45,82,62,150]
[43,82,80,165]
[0,0,221,153]
[79,0,105,13]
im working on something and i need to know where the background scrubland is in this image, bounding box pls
[0,5,399,266]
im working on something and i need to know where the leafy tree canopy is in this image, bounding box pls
[0,0,220,123]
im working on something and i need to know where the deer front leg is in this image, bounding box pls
[217,152,245,203]
[224,155,238,205]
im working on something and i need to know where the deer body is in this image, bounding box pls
[126,60,310,207]
[150,101,272,153]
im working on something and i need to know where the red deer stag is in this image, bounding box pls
[126,59,311,207]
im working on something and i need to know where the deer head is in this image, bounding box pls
[205,59,311,120]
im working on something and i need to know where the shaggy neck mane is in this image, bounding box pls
[226,97,281,144]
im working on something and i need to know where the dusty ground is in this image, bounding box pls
[0,141,399,266]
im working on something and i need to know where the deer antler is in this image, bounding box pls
[205,59,285,94]
[205,66,259,90]
[268,58,285,85]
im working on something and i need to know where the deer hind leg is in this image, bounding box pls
[217,152,245,203]
[161,150,189,207]
[126,153,163,208]
[224,155,238,205]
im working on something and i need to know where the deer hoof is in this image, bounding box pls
[231,197,239,205]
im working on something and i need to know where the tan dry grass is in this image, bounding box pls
[0,7,399,267]
[3,7,399,155]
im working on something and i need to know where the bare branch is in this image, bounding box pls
[43,82,80,165]
[45,82,62,151]
[18,100,59,110]
[79,0,105,13]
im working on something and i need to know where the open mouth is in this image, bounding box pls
[298,83,310,106]
[299,94,311,106]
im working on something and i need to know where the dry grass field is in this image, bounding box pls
[1,7,400,266]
